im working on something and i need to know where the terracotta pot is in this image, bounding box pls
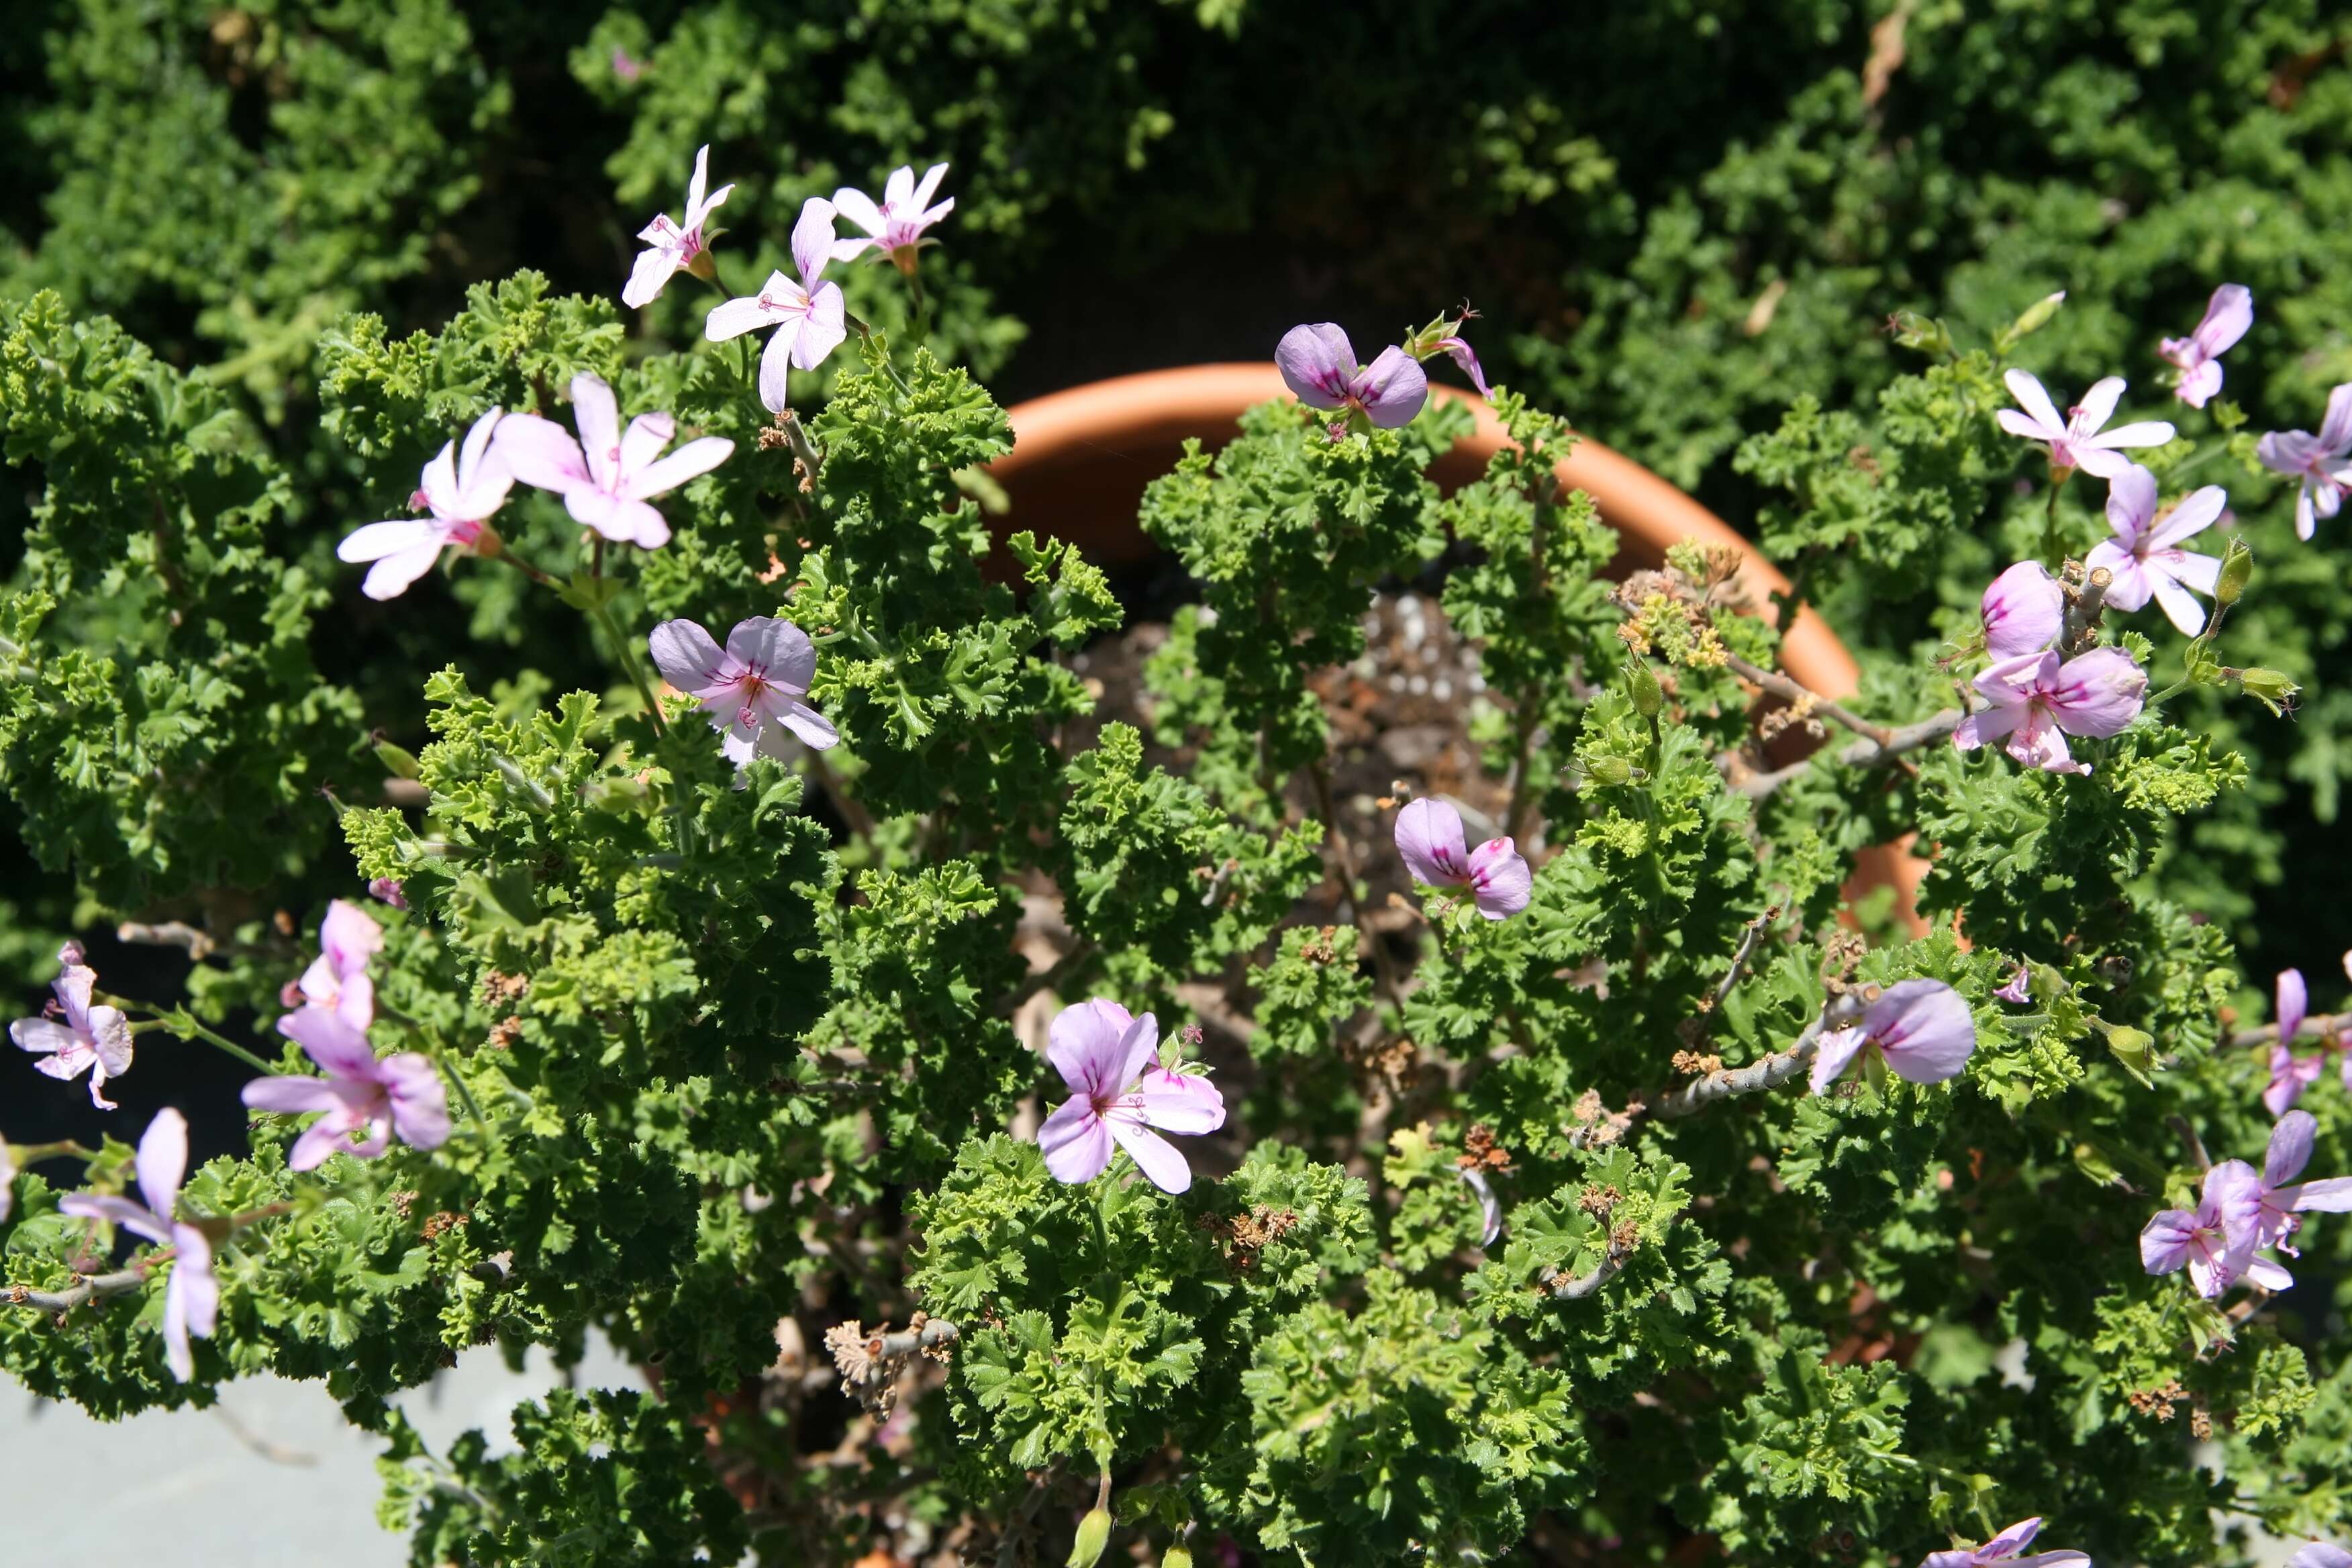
[987,363,1926,932]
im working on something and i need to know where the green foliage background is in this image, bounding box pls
[3,1,2352,1564]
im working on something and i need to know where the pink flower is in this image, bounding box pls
[293,899,383,1032]
[1393,797,1532,920]
[609,46,645,84]
[623,144,732,309]
[2086,465,2224,636]
[367,877,409,910]
[830,162,954,270]
[336,409,516,600]
[2141,1159,2262,1297]
[1920,1516,2089,1568]
[2287,1546,2352,1568]
[11,942,133,1109]
[242,1007,449,1171]
[1434,334,1491,399]
[495,373,734,549]
[1979,561,2063,660]
[1996,370,2175,479]
[705,198,848,413]
[2241,1110,2352,1289]
[648,616,837,763]
[2159,284,2252,409]
[1808,979,1977,1093]
[2264,968,2329,1118]
[1994,964,2031,1005]
[1953,647,2147,776]
[1276,324,1430,432]
[1036,999,1225,1193]
[58,1109,216,1381]
[2256,385,2352,540]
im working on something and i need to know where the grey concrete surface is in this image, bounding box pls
[0,1333,643,1563]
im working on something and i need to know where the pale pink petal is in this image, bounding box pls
[162,1226,216,1381]
[2084,540,2152,614]
[1114,1012,1162,1093]
[11,1016,83,1059]
[319,899,383,977]
[831,186,886,238]
[572,374,623,491]
[1869,979,1977,1083]
[1467,837,1533,919]
[1354,346,1428,428]
[1105,1116,1192,1193]
[85,1005,133,1079]
[1132,1068,1226,1135]
[1046,999,1132,1098]
[1996,408,2063,443]
[2320,384,2352,452]
[381,1054,452,1150]
[134,1108,188,1223]
[2146,574,2208,637]
[623,242,683,309]
[2285,1547,2352,1568]
[573,495,671,549]
[59,1193,170,1246]
[2089,420,2177,452]
[2010,1552,2090,1568]
[789,283,846,371]
[360,540,448,601]
[723,618,816,690]
[2140,1207,2198,1273]
[279,1004,379,1079]
[289,1108,369,1172]
[2175,359,2222,409]
[2070,444,2136,480]
[2151,547,2221,594]
[706,275,792,341]
[2006,710,2084,775]
[2103,465,2159,548]
[2280,968,2309,1046]
[2194,285,2254,358]
[337,519,443,564]
[1809,1026,1868,1093]
[2286,1177,2352,1214]
[758,320,802,413]
[776,701,838,750]
[2266,1044,2322,1118]
[2004,369,2065,434]
[2245,1254,2296,1291]
[2074,377,2125,432]
[1395,797,1471,887]
[2147,485,2226,549]
[417,438,461,516]
[1038,1099,1112,1183]
[1977,1519,2043,1560]
[1277,323,1358,408]
[1980,562,2063,659]
[2047,648,2146,738]
[683,144,710,221]
[790,197,838,285]
[881,165,915,211]
[491,413,589,495]
[909,162,948,211]
[624,436,734,502]
[454,409,506,507]
[2268,1110,2317,1186]
[241,1075,344,1114]
[616,411,675,481]
[647,620,732,693]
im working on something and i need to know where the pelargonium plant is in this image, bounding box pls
[0,103,2345,1568]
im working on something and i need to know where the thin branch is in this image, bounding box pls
[1653,994,1864,1120]
[825,1314,961,1417]
[1722,652,1894,750]
[114,920,217,960]
[2061,565,2113,655]
[1550,1250,1631,1300]
[1699,907,1778,1022]
[4,1266,153,1314]
[1732,709,1964,801]
[2229,1013,2349,1051]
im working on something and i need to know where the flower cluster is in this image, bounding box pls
[2142,1112,2352,1298]
[9,942,132,1108]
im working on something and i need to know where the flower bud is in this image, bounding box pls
[1885,309,1953,356]
[373,737,424,781]
[1069,1507,1113,1568]
[2214,538,2253,606]
[1626,661,1663,718]
[1582,755,1635,787]
[2232,667,2300,717]
[1994,290,2067,353]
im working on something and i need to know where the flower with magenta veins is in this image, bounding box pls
[2159,283,2252,409]
[1393,797,1532,920]
[648,616,838,763]
[831,162,954,273]
[494,373,734,549]
[1952,647,2147,776]
[2265,967,2329,1117]
[1994,965,2032,1005]
[58,1108,217,1381]
[11,942,133,1109]
[1979,560,2063,660]
[2247,1109,2352,1266]
[1808,979,1977,1093]
[1920,1516,2088,1568]
[336,408,516,601]
[705,197,848,413]
[2086,464,2224,636]
[242,1006,450,1171]
[2141,1159,2262,1298]
[623,144,733,309]
[1036,999,1226,1193]
[1996,370,2175,479]
[2255,385,2352,540]
[1277,323,1430,433]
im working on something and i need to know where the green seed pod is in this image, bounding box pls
[373,738,424,781]
[1626,660,1663,718]
[2233,667,2300,716]
[1069,1508,1113,1568]
[1885,309,1953,356]
[1583,755,1635,787]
